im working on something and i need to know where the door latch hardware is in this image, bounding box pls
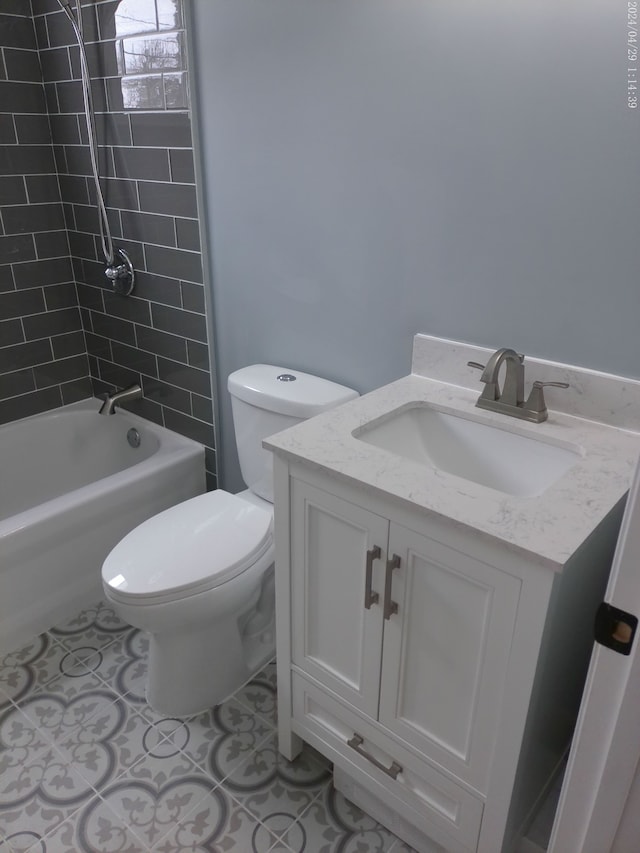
[594,602,638,656]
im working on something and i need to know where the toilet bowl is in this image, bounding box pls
[103,488,275,716]
[102,364,359,717]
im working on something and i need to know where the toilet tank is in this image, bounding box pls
[228,364,359,502]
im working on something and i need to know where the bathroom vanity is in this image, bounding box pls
[264,335,640,853]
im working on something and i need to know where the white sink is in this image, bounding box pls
[353,404,582,497]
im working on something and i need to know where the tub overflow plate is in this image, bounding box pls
[127,427,141,448]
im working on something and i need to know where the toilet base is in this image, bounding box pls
[145,610,276,717]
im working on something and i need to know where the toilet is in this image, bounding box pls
[102,364,358,716]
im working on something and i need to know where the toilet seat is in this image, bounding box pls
[102,490,273,606]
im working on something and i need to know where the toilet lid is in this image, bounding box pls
[102,490,273,603]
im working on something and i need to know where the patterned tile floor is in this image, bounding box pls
[0,601,414,853]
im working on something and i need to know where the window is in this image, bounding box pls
[115,0,189,110]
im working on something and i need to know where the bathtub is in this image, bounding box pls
[0,399,206,653]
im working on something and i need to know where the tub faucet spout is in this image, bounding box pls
[99,383,142,415]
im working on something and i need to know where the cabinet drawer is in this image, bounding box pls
[292,672,483,853]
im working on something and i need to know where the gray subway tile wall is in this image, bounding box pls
[0,0,217,489]
[0,3,92,423]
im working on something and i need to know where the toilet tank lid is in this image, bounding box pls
[228,364,359,418]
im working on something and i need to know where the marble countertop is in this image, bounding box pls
[264,371,640,570]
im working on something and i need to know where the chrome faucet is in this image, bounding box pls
[468,348,569,423]
[98,383,143,415]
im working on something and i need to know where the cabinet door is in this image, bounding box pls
[290,479,388,716]
[379,523,521,792]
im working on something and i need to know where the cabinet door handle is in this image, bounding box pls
[364,545,381,609]
[347,733,402,780]
[383,554,401,620]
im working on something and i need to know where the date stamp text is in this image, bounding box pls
[628,1,638,108]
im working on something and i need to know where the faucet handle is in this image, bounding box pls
[531,381,570,390]
[467,361,485,371]
[524,380,570,422]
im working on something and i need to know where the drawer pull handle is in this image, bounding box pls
[383,554,401,620]
[364,545,381,609]
[347,733,402,780]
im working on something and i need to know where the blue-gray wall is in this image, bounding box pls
[190,0,640,491]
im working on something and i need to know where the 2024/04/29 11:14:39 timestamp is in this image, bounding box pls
[629,1,638,107]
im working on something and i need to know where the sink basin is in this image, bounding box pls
[353,404,582,497]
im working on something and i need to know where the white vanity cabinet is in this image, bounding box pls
[289,477,521,793]
[273,459,623,853]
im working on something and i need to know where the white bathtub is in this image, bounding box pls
[0,399,206,653]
